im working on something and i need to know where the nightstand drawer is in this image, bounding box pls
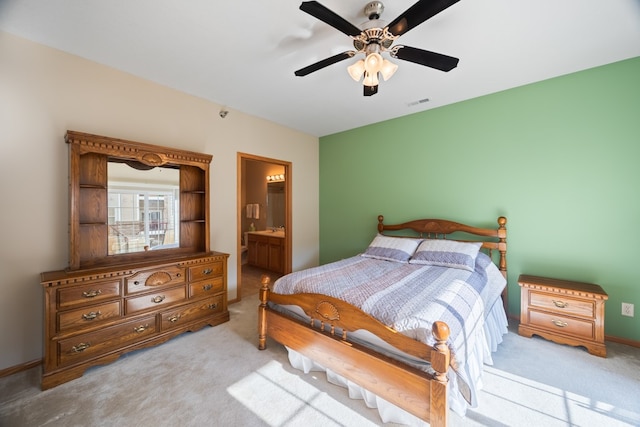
[529,291,594,318]
[528,310,595,339]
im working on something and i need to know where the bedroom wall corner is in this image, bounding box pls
[319,56,640,343]
[0,31,320,372]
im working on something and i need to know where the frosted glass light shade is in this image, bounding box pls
[363,52,383,73]
[363,71,379,86]
[347,60,365,81]
[380,59,398,81]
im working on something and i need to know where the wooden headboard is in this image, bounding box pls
[377,215,508,313]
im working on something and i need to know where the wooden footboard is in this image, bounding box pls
[258,275,451,426]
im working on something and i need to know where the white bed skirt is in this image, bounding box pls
[285,301,509,426]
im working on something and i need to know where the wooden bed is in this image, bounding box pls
[258,215,507,426]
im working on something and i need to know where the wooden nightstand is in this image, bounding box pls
[518,274,608,357]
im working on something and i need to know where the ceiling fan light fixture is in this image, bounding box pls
[363,52,383,74]
[364,84,379,97]
[363,71,379,87]
[380,59,398,81]
[347,59,366,81]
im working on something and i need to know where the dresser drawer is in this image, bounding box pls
[58,301,121,332]
[58,279,121,308]
[125,285,186,315]
[189,276,224,299]
[528,309,595,340]
[160,295,225,331]
[58,315,157,367]
[529,291,594,318]
[189,261,223,282]
[125,265,186,295]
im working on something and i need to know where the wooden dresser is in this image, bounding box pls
[518,274,608,357]
[41,252,229,389]
[41,131,230,389]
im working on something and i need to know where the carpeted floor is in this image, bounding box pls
[1,294,639,426]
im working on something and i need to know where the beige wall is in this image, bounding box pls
[0,31,320,371]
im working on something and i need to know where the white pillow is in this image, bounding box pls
[361,235,421,263]
[409,240,482,271]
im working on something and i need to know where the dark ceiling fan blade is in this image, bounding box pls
[387,0,460,37]
[392,45,459,71]
[294,51,356,76]
[300,1,362,37]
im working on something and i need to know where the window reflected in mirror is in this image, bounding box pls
[107,161,180,255]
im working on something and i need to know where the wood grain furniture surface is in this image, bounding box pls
[41,131,229,389]
[518,274,608,357]
[247,232,285,274]
[41,252,229,389]
[258,215,508,427]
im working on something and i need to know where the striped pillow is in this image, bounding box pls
[361,235,421,263]
[409,240,482,271]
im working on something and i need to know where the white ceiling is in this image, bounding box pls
[1,0,639,137]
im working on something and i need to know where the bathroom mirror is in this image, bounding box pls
[267,181,285,229]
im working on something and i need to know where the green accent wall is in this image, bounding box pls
[319,56,640,342]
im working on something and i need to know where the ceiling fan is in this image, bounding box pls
[294,0,460,96]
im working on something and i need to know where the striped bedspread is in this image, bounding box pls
[272,252,506,405]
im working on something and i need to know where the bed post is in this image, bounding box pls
[497,216,508,315]
[258,275,271,350]
[430,321,450,427]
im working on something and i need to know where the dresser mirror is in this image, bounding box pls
[108,161,180,255]
[66,130,212,270]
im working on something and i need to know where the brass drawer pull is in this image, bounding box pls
[202,284,213,291]
[133,324,150,333]
[82,289,102,298]
[202,268,213,275]
[168,315,181,323]
[72,342,90,353]
[151,295,166,304]
[82,311,101,321]
[552,300,568,308]
[208,303,218,310]
[552,319,568,328]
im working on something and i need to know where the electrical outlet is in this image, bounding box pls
[622,303,634,317]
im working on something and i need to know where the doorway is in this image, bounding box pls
[236,153,292,301]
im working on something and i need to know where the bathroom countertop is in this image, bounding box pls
[247,230,285,238]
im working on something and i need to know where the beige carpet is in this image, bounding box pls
[1,294,639,426]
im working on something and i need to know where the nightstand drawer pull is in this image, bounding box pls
[552,300,568,308]
[168,315,181,323]
[82,311,101,321]
[133,324,150,333]
[551,319,568,328]
[82,289,102,298]
[151,295,166,304]
[208,303,218,310]
[72,342,91,353]
[202,284,213,291]
[202,268,213,275]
